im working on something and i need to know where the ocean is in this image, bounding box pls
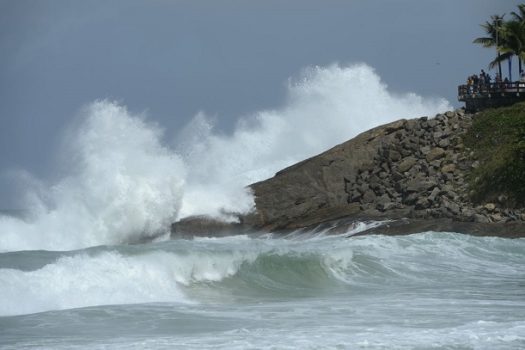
[0,64,523,349]
[1,225,524,349]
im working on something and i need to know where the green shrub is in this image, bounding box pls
[464,102,525,206]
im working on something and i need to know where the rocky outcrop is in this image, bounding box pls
[171,216,249,238]
[248,109,525,232]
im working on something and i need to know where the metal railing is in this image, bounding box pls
[458,81,525,101]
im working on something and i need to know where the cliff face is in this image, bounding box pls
[248,109,525,231]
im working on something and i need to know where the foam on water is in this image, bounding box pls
[0,248,259,316]
[0,63,450,252]
[0,223,377,316]
[2,230,523,318]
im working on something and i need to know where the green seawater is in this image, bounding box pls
[1,231,524,349]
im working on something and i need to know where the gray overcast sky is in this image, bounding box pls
[0,0,520,207]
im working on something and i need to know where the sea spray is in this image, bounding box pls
[0,63,451,252]
[0,102,185,252]
[177,63,451,218]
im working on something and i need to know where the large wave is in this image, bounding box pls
[0,63,451,252]
[1,231,523,316]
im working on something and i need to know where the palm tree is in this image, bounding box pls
[510,4,525,75]
[473,15,506,78]
[495,20,525,79]
[511,4,525,22]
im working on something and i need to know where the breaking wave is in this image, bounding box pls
[0,102,185,252]
[1,231,523,317]
[0,63,451,252]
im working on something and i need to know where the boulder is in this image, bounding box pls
[441,164,456,173]
[415,197,430,209]
[171,216,245,238]
[388,149,402,162]
[484,203,496,212]
[474,214,490,223]
[405,179,438,193]
[426,147,446,162]
[428,187,441,202]
[438,139,450,148]
[397,156,418,173]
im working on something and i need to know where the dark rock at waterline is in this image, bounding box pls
[170,214,525,239]
[352,218,525,238]
[171,216,248,238]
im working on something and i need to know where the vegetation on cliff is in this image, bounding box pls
[464,102,525,206]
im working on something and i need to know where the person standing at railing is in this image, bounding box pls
[479,71,486,93]
[472,74,479,94]
[480,70,486,84]
[467,76,474,94]
[519,71,525,89]
[504,77,511,89]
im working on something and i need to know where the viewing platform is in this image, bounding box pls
[458,82,525,112]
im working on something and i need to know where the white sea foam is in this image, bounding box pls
[1,231,523,317]
[0,102,185,252]
[0,63,451,252]
[0,249,259,316]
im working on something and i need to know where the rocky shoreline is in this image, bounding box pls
[172,109,525,238]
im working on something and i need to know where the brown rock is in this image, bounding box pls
[415,197,430,209]
[490,213,504,222]
[474,214,490,223]
[441,164,456,173]
[388,149,402,162]
[438,139,450,148]
[398,156,418,173]
[426,147,446,162]
[361,190,376,204]
[484,203,496,212]
[428,187,441,202]
[171,216,245,238]
[406,179,438,193]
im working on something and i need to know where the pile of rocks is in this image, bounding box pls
[345,110,524,223]
[248,109,525,231]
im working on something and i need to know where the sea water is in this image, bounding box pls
[1,64,522,349]
[1,227,524,349]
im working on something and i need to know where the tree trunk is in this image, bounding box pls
[509,58,513,82]
[498,53,503,78]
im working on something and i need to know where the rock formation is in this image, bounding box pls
[247,109,525,232]
[171,109,525,238]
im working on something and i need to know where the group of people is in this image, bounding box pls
[464,69,525,95]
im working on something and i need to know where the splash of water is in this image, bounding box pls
[0,101,185,251]
[177,63,451,218]
[0,63,451,252]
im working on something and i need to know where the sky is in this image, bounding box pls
[0,0,521,209]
